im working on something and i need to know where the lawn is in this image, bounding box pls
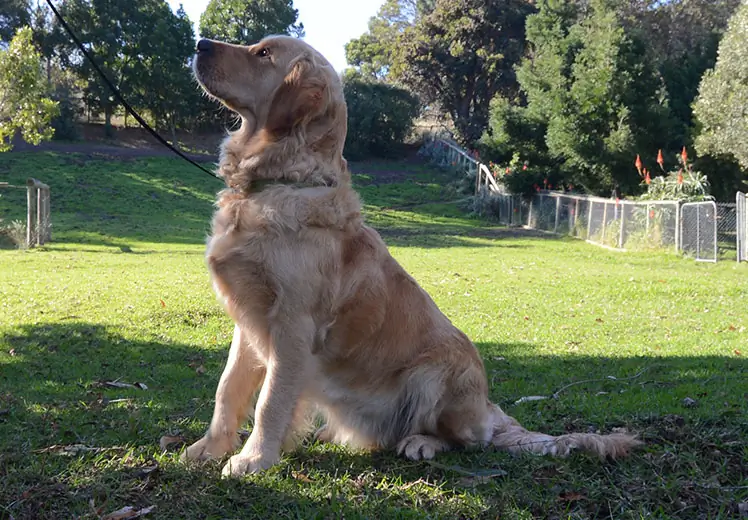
[1,152,746,519]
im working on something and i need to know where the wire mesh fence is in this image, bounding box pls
[419,137,741,262]
[680,201,717,262]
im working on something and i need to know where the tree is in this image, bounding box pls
[344,0,431,81]
[0,0,30,45]
[199,0,304,45]
[343,73,420,159]
[693,2,748,171]
[0,27,58,151]
[483,0,674,195]
[392,0,535,145]
[131,4,196,147]
[619,0,741,148]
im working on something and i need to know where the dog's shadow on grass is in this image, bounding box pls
[1,323,747,518]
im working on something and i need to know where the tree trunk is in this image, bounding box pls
[104,103,114,138]
[170,114,178,150]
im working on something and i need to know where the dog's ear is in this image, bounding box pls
[266,54,329,135]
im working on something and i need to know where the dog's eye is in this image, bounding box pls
[256,48,270,58]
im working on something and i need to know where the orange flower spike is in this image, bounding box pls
[677,171,684,184]
[635,154,643,176]
[657,149,664,170]
[681,146,688,165]
[645,171,651,185]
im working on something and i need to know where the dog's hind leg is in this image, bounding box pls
[182,325,266,463]
[489,403,641,459]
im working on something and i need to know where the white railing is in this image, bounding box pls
[419,136,502,193]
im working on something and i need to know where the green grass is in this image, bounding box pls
[1,152,747,519]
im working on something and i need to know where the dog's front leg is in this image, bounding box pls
[221,316,314,477]
[182,325,265,463]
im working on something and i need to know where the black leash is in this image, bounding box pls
[44,0,221,181]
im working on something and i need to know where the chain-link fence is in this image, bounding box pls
[738,192,747,263]
[680,201,718,262]
[419,137,742,262]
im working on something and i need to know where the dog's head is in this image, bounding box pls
[194,35,348,189]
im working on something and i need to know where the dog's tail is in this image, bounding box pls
[489,403,641,459]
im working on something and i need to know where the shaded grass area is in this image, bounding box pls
[1,152,747,519]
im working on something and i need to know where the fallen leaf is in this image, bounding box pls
[133,382,148,390]
[728,325,737,331]
[524,316,530,320]
[595,318,604,323]
[735,350,742,356]
[134,463,159,477]
[159,435,185,451]
[159,299,165,308]
[682,397,698,408]
[8,349,15,356]
[102,505,156,520]
[558,491,586,502]
[458,475,498,488]
[292,471,313,483]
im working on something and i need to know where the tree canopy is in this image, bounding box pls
[693,1,748,171]
[0,26,58,151]
[199,0,304,45]
[392,0,535,145]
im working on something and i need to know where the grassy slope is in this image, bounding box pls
[0,152,747,519]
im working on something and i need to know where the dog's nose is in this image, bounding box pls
[197,39,213,53]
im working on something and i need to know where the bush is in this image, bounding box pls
[343,76,420,159]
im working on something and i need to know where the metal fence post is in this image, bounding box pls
[554,195,560,233]
[619,203,625,249]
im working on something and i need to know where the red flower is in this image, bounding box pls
[677,171,684,184]
[645,171,651,185]
[657,149,664,170]
[635,154,643,176]
[681,146,688,165]
[649,210,655,219]
[522,164,528,171]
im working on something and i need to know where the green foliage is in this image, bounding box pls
[620,0,741,148]
[199,0,304,45]
[693,2,748,171]
[0,26,58,151]
[0,0,30,44]
[135,4,197,145]
[344,0,427,81]
[638,149,712,202]
[392,0,534,145]
[343,77,420,159]
[484,0,673,196]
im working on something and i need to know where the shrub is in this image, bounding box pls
[343,77,420,159]
[636,147,713,202]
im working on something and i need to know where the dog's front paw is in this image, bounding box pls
[181,433,239,463]
[220,453,279,477]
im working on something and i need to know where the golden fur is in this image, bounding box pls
[182,35,641,476]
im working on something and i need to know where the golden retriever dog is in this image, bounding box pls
[182,35,641,477]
